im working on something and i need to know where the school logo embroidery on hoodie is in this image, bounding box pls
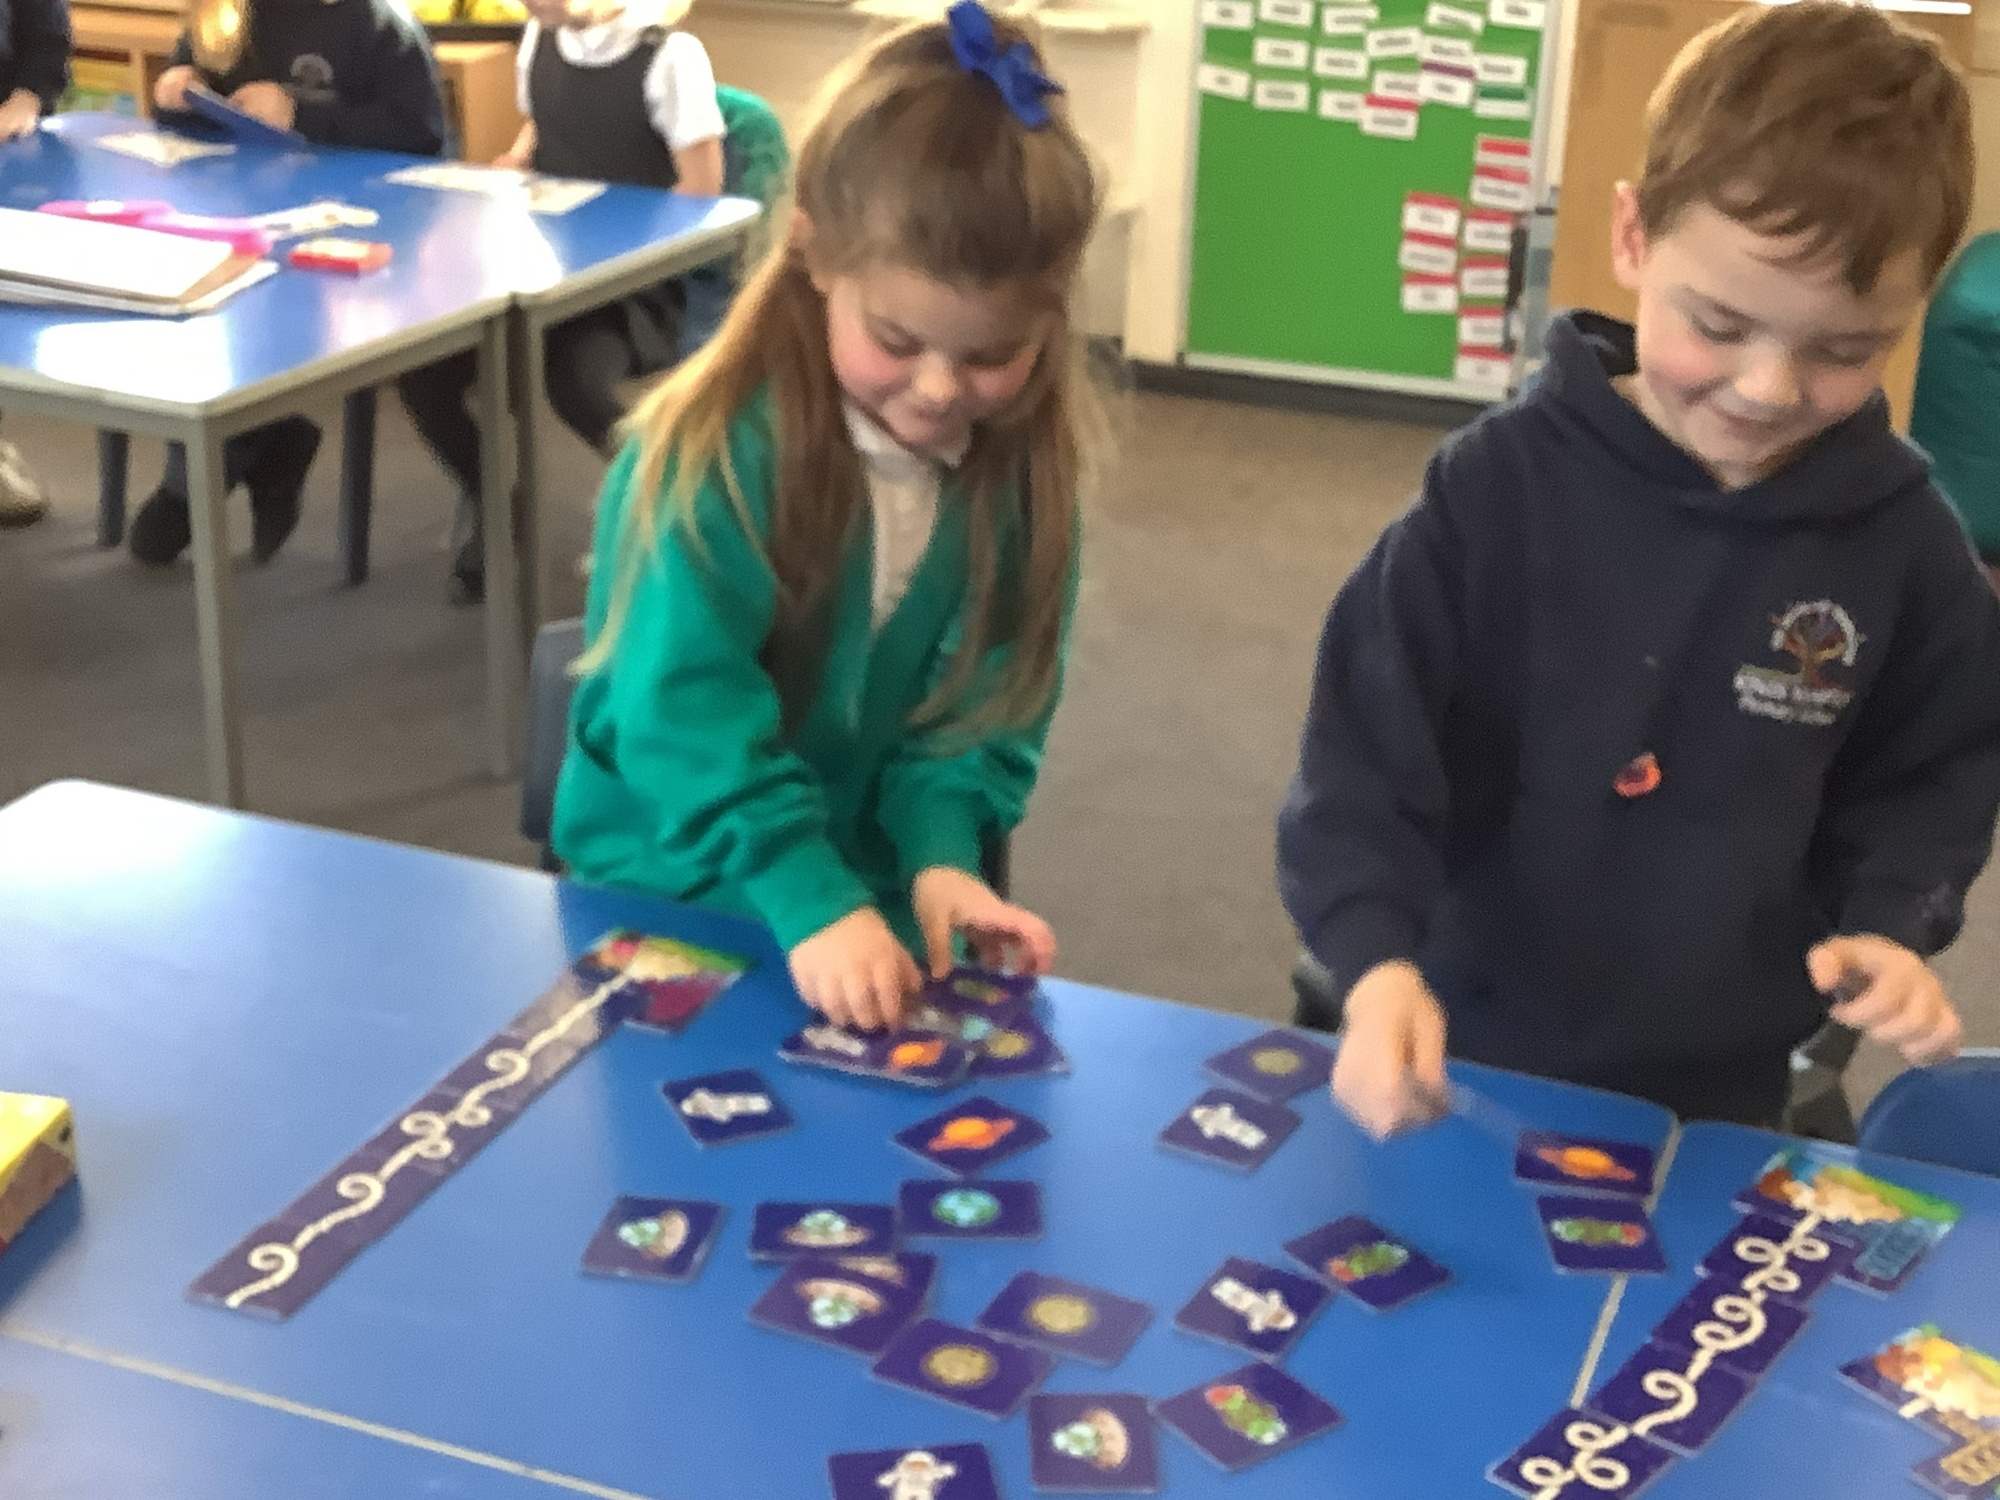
[1733,600,1863,727]
[290,54,336,103]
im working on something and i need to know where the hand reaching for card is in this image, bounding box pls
[153,66,198,113]
[0,89,40,142]
[912,866,1057,981]
[1809,934,1963,1066]
[789,906,921,1032]
[230,82,297,130]
[1331,960,1450,1140]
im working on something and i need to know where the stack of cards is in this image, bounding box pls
[1158,1088,1301,1172]
[894,1097,1050,1176]
[898,1179,1043,1240]
[1029,1393,1162,1493]
[872,1317,1056,1418]
[1284,1215,1452,1312]
[1174,1257,1328,1362]
[661,1069,795,1146]
[749,1251,936,1356]
[921,966,1039,1024]
[748,1201,897,1261]
[827,1443,1000,1500]
[1203,1029,1337,1102]
[977,1272,1153,1368]
[575,929,749,1034]
[1153,1362,1342,1473]
[1839,1323,2000,1499]
[1734,1145,1960,1295]
[1513,1130,1667,1276]
[779,1022,975,1088]
[579,1196,723,1284]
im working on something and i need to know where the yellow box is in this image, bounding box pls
[0,1094,76,1252]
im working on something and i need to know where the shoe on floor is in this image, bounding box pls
[0,439,49,528]
[247,417,323,564]
[128,489,193,565]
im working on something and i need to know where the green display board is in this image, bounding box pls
[1185,0,1550,395]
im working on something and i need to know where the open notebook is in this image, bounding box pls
[0,206,273,315]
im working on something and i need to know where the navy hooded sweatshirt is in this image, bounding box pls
[1278,311,2000,1122]
[1,0,71,112]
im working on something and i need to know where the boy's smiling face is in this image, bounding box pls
[1610,184,1928,490]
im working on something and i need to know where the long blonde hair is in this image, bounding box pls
[580,10,1100,733]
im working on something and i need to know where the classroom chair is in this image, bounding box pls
[1855,1050,2000,1178]
[519,616,1011,895]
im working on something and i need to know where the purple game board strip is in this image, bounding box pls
[188,961,650,1319]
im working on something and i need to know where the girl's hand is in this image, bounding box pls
[230,81,297,130]
[789,907,921,1032]
[1330,960,1450,1140]
[911,866,1057,980]
[154,66,199,112]
[1810,935,1963,1066]
[0,90,41,142]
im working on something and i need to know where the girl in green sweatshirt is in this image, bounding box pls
[553,3,1099,1032]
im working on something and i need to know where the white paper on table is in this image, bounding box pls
[1372,70,1422,103]
[523,178,607,215]
[1487,0,1546,27]
[1463,209,1516,253]
[1461,259,1511,298]
[0,204,238,301]
[1253,78,1312,110]
[94,131,237,166]
[1420,65,1475,106]
[1427,1,1485,30]
[385,162,523,193]
[1260,0,1316,25]
[1403,194,1462,238]
[1255,36,1312,68]
[1366,25,1422,55]
[1197,63,1254,100]
[1314,46,1369,78]
[1474,92,1533,119]
[1202,0,1255,27]
[1459,310,1507,347]
[1360,99,1420,138]
[1318,88,1365,120]
[1398,235,1459,275]
[1320,3,1378,31]
[1402,275,1458,313]
[1456,348,1513,386]
[247,201,381,239]
[1474,51,1529,85]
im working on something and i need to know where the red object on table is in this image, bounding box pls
[287,237,392,274]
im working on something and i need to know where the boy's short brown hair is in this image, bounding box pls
[1637,0,1973,294]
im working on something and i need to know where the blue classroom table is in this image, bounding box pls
[0,115,755,808]
[1,780,1991,1499]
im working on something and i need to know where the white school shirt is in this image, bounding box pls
[516,0,726,152]
[844,405,967,630]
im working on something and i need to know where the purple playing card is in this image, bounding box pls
[1695,1213,1858,1302]
[1911,1441,2000,1499]
[748,1201,898,1261]
[778,1023,974,1088]
[579,1196,723,1283]
[1650,1284,1807,1379]
[1174,1256,1329,1362]
[976,1272,1154,1368]
[1837,1327,1983,1444]
[1158,1089,1301,1172]
[894,1096,1051,1177]
[898,1179,1043,1240]
[1154,1361,1342,1473]
[1202,1030,1337,1103]
[661,1069,795,1146]
[1585,1339,1753,1454]
[1488,1407,1676,1498]
[1535,1195,1669,1275]
[1515,1131,1657,1199]
[1029,1393,1163,1493]
[1283,1215,1451,1311]
[749,1253,932,1356]
[971,1014,1071,1080]
[827,1443,1001,1500]
[922,966,1039,1024]
[872,1317,1056,1419]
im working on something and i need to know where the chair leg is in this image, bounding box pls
[339,387,377,586]
[96,430,129,548]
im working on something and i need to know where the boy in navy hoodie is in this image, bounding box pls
[1279,1,2000,1132]
[126,0,444,567]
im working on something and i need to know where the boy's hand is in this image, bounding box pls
[154,66,199,112]
[230,82,297,130]
[0,90,40,142]
[912,865,1057,981]
[1809,935,1963,1066]
[1331,960,1450,1140]
[789,907,921,1033]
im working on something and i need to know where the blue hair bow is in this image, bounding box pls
[947,0,1063,129]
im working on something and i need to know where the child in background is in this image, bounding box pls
[553,4,1097,1030]
[395,0,726,606]
[1279,2,2000,1134]
[128,0,444,568]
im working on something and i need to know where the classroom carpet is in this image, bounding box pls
[1,386,1991,1114]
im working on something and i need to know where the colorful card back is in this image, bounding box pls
[1158,1088,1301,1172]
[1694,1212,1858,1302]
[898,1179,1043,1240]
[872,1317,1056,1419]
[894,1096,1051,1177]
[1283,1215,1451,1311]
[1154,1362,1342,1472]
[976,1272,1153,1368]
[1586,1338,1753,1454]
[1839,1322,2000,1500]
[748,1201,898,1261]
[1515,1130,1657,1199]
[1649,1283,1807,1379]
[1733,1146,1960,1295]
[578,929,748,1034]
[748,1252,934,1356]
[660,1068,795,1146]
[1488,1407,1676,1498]
[826,1443,1002,1500]
[1028,1392,1163,1493]
[578,1196,723,1284]
[1535,1194,1668,1275]
[1173,1256,1329,1362]
[779,1022,975,1088]
[1202,1030,1337,1102]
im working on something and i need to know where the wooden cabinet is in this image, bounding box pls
[1548,0,1974,427]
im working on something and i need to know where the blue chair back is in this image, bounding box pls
[1855,1050,2000,1178]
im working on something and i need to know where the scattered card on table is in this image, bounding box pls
[1838,1323,2000,1446]
[827,1443,1001,1500]
[898,1179,1043,1240]
[895,1096,1050,1176]
[96,131,236,165]
[1586,1338,1752,1454]
[1514,1130,1656,1198]
[1695,1211,1857,1301]
[749,1252,933,1356]
[976,1271,1153,1367]
[970,1013,1071,1079]
[872,1317,1055,1419]
[1733,1145,1959,1295]
[1158,1088,1300,1172]
[661,1068,795,1146]
[1650,1283,1806,1378]
[579,1196,722,1283]
[1535,1194,1668,1275]
[522,176,606,215]
[922,965,1039,1022]
[748,1200,897,1260]
[1029,1392,1162,1493]
[1488,1407,1675,1498]
[1283,1215,1451,1311]
[1203,1030,1336,1102]
[779,1022,975,1088]
[1154,1361,1341,1472]
[575,929,748,1033]
[1174,1256,1328,1361]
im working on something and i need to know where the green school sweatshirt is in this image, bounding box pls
[551,395,1072,953]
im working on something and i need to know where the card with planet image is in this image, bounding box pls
[1282,1215,1451,1312]
[894,1096,1051,1177]
[976,1271,1154,1368]
[898,1179,1043,1240]
[579,1196,724,1283]
[747,1201,898,1261]
[1028,1393,1162,1493]
[749,1252,932,1356]
[1202,1030,1337,1103]
[872,1317,1056,1419]
[1153,1362,1342,1473]
[1535,1195,1668,1275]
[1514,1131,1656,1198]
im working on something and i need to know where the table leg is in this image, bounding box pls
[508,307,544,648]
[476,316,522,778]
[338,387,378,587]
[184,427,246,807]
[96,429,129,548]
